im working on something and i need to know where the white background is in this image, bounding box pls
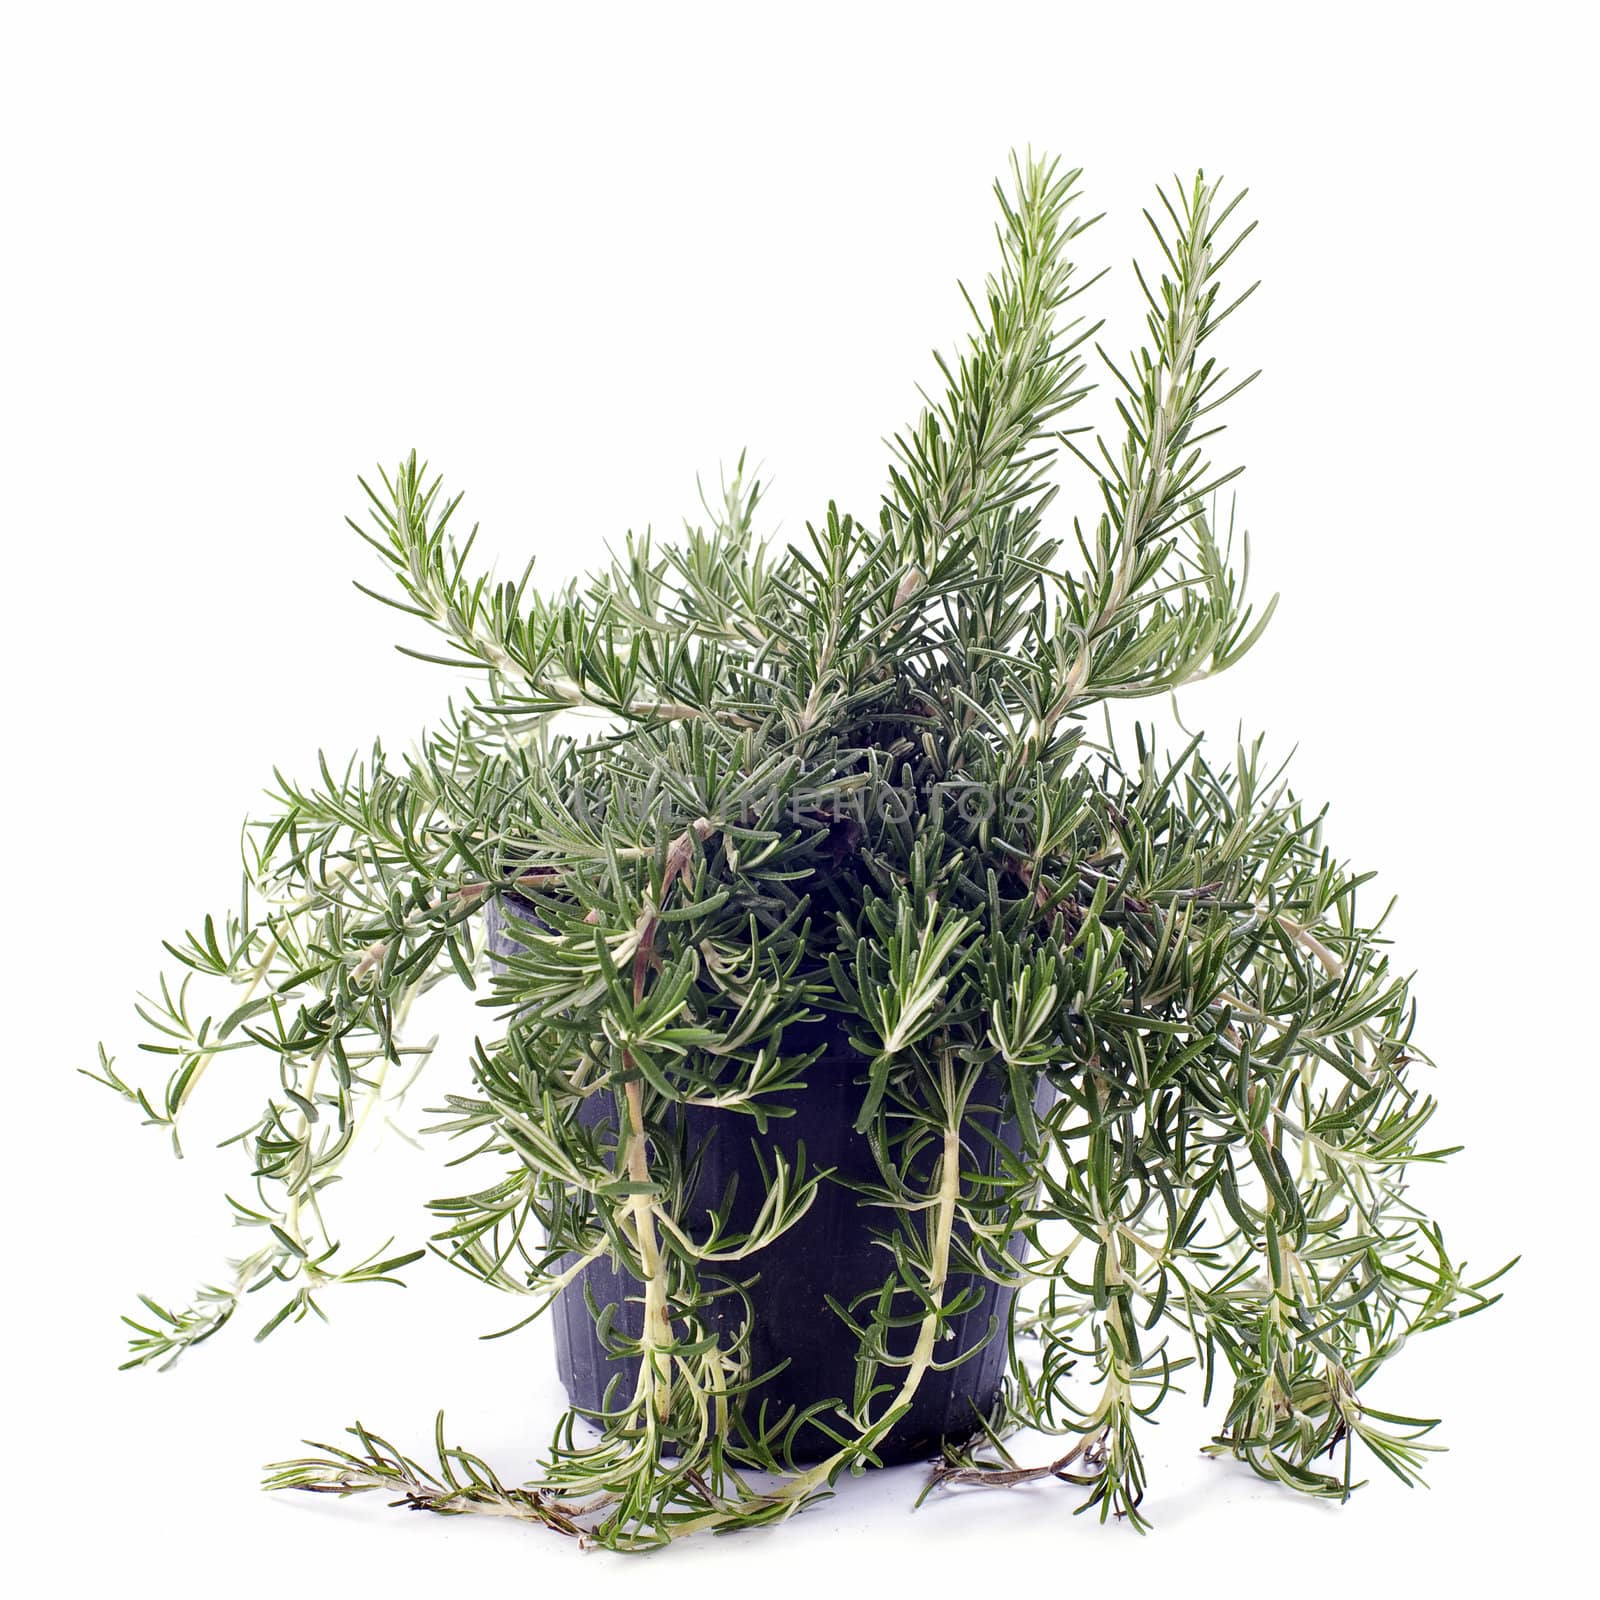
[3,1,1594,1591]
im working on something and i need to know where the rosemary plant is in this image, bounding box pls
[95,154,1506,1549]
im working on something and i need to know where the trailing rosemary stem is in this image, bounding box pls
[622,1073,673,1425]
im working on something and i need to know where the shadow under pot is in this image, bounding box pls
[484,889,1046,1466]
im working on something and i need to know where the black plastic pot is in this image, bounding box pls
[486,893,1038,1466]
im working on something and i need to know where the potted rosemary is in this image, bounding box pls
[95,154,1505,1549]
